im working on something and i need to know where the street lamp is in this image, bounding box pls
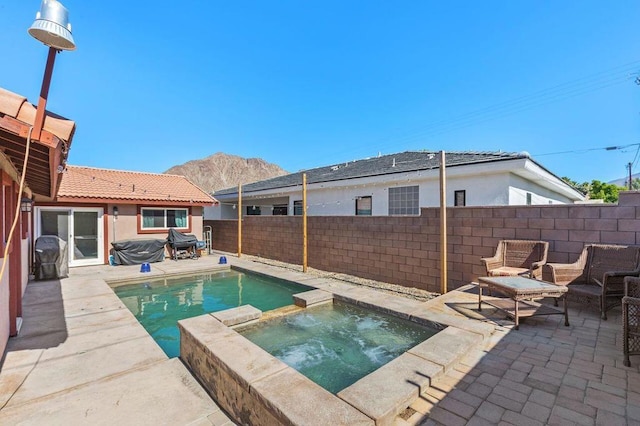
[28,0,76,140]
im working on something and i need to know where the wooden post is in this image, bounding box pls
[237,183,242,258]
[302,173,308,272]
[439,151,447,294]
[33,47,57,141]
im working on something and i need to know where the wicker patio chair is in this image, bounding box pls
[481,240,549,279]
[545,244,640,320]
[623,276,640,367]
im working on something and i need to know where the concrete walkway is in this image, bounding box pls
[0,254,638,425]
[0,256,234,426]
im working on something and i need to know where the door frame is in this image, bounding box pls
[34,206,105,267]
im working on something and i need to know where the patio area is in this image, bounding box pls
[0,253,638,425]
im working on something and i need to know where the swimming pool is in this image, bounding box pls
[239,301,437,393]
[113,269,311,357]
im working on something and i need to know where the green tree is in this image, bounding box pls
[588,180,626,203]
[561,177,589,195]
[562,177,627,203]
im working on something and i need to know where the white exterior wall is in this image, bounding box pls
[205,158,583,218]
[508,174,575,205]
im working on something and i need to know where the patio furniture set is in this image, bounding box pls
[478,240,640,365]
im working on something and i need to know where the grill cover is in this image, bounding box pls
[167,228,198,250]
[35,235,69,280]
[110,239,167,265]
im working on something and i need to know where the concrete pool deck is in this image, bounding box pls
[0,253,638,425]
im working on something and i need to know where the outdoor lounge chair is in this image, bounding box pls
[481,240,549,279]
[623,276,640,366]
[544,244,640,320]
[166,228,198,260]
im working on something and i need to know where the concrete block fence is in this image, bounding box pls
[205,191,640,294]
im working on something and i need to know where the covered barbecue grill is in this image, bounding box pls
[166,228,198,260]
[34,235,69,280]
[110,239,167,265]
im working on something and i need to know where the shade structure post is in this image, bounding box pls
[440,151,447,293]
[302,173,308,272]
[237,184,242,258]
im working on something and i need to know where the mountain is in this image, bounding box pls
[164,152,288,193]
[609,173,640,188]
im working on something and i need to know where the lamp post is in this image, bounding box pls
[28,0,76,141]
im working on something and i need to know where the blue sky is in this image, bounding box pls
[1,1,639,184]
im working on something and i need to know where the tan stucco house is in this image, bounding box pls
[35,165,217,268]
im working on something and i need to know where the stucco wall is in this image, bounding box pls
[206,191,640,294]
[0,261,8,357]
[208,163,580,219]
[107,205,206,259]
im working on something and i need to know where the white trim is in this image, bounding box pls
[34,207,104,267]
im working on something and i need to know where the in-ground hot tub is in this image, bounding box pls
[238,300,437,394]
[179,288,492,426]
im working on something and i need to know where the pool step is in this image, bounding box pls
[293,289,333,307]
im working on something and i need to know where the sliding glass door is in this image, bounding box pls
[36,207,104,267]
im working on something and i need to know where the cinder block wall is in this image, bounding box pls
[206,192,640,293]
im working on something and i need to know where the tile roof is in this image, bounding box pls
[0,87,76,198]
[0,87,75,142]
[57,165,217,205]
[215,150,531,195]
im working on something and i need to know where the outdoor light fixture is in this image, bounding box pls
[20,197,34,213]
[112,206,118,218]
[28,0,75,51]
[28,0,76,141]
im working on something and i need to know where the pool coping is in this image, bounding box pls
[177,264,495,426]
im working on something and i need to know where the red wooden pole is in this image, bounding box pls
[32,47,58,141]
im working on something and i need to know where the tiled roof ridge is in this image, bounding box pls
[65,164,186,178]
[61,165,214,202]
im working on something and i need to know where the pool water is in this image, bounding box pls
[239,301,437,394]
[113,270,310,357]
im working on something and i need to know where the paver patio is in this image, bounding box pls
[0,253,638,425]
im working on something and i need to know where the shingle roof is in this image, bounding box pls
[214,151,530,195]
[57,165,216,205]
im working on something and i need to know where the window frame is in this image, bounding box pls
[293,200,303,216]
[388,185,419,216]
[272,204,288,215]
[246,205,261,216]
[454,190,466,207]
[355,196,372,216]
[138,206,191,233]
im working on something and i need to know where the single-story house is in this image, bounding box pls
[34,165,217,268]
[205,151,586,219]
[0,86,75,353]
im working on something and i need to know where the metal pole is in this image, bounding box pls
[302,173,308,272]
[628,162,633,190]
[33,47,57,141]
[237,184,242,258]
[439,151,448,294]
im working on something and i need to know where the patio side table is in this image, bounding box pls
[478,276,569,330]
